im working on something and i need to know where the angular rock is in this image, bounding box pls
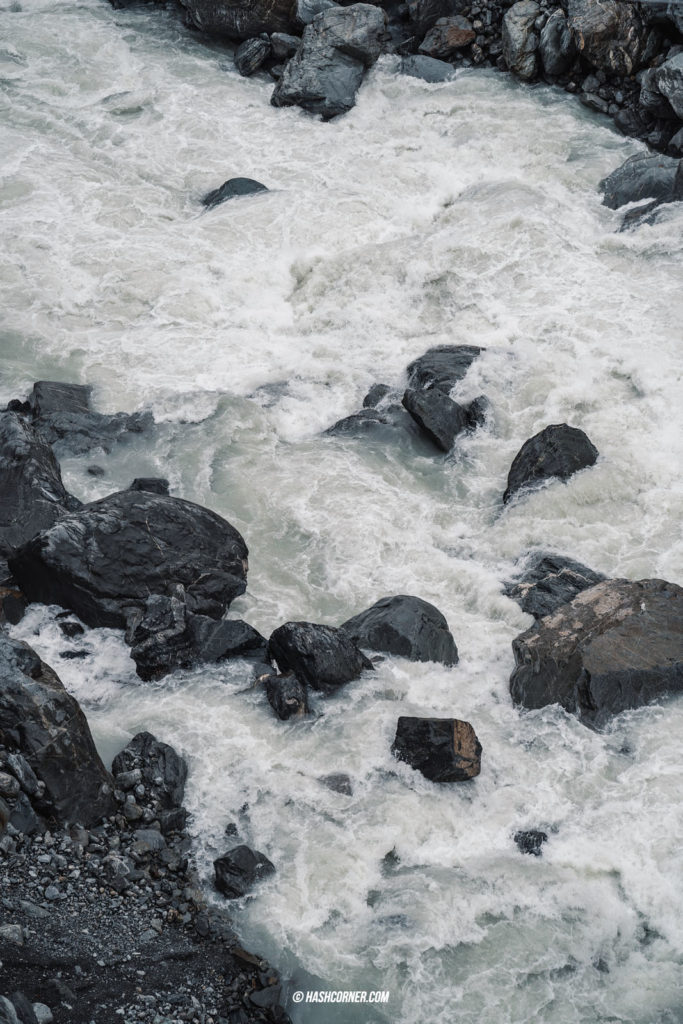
[392,716,481,782]
[9,792,44,835]
[268,621,372,694]
[655,52,683,118]
[400,55,455,82]
[271,4,386,120]
[407,0,471,35]
[0,633,115,825]
[202,177,269,209]
[0,583,27,626]
[234,37,272,76]
[270,32,302,60]
[293,0,338,27]
[341,594,458,665]
[4,752,40,796]
[599,152,680,209]
[214,844,275,898]
[112,732,187,809]
[128,477,170,495]
[26,381,152,457]
[0,412,80,558]
[179,0,296,39]
[514,829,548,856]
[504,553,607,619]
[406,344,482,393]
[567,0,646,75]
[9,489,248,628]
[503,424,598,504]
[402,387,470,451]
[363,383,392,407]
[466,394,490,429]
[502,0,540,81]
[263,672,309,719]
[510,578,683,729]
[418,16,475,59]
[639,66,678,120]
[0,772,20,798]
[539,8,577,76]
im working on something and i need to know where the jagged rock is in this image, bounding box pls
[112,732,187,810]
[402,387,471,451]
[639,66,678,120]
[654,52,683,118]
[341,595,458,665]
[407,0,471,35]
[392,716,482,782]
[9,490,248,629]
[0,412,80,558]
[26,381,152,456]
[270,32,301,59]
[202,177,268,208]
[539,8,576,76]
[567,0,647,75]
[400,54,455,81]
[503,424,598,504]
[0,772,20,798]
[599,152,680,209]
[234,37,272,76]
[514,829,548,856]
[4,752,40,796]
[502,0,540,81]
[510,578,683,729]
[263,672,309,719]
[418,16,475,59]
[271,4,386,119]
[293,0,338,27]
[466,394,490,429]
[0,633,115,825]
[504,553,607,619]
[214,845,275,898]
[179,0,296,39]
[128,477,170,495]
[268,621,372,694]
[406,344,482,392]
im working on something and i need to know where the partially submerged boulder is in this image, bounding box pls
[263,672,309,719]
[214,845,275,898]
[267,621,372,694]
[509,578,683,729]
[8,490,248,629]
[26,381,152,456]
[402,387,471,452]
[0,633,115,825]
[400,55,456,82]
[392,716,481,782]
[503,424,598,504]
[341,595,458,665]
[502,0,540,81]
[599,152,680,210]
[514,829,548,856]
[406,344,482,393]
[202,177,268,209]
[179,0,296,40]
[504,553,607,619]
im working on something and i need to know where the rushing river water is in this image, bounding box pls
[3,1,683,1021]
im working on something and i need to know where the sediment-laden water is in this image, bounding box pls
[2,1,683,1021]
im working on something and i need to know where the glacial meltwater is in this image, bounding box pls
[2,1,683,1021]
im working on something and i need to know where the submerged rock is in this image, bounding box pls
[406,344,482,392]
[341,595,458,665]
[418,16,475,59]
[26,380,152,456]
[268,621,372,694]
[319,772,353,794]
[510,578,683,729]
[9,490,249,629]
[214,845,275,898]
[504,553,607,619]
[514,829,548,856]
[202,177,269,209]
[0,633,115,825]
[402,387,471,451]
[392,716,481,782]
[599,152,680,210]
[503,424,598,504]
[263,672,309,719]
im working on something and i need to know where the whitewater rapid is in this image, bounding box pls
[2,1,683,1021]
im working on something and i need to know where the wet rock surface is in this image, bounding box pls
[262,672,310,720]
[504,552,607,619]
[341,594,458,665]
[202,177,269,208]
[214,846,276,900]
[267,621,372,694]
[392,716,482,782]
[503,424,599,504]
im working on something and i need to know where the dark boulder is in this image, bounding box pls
[128,477,170,495]
[0,412,80,558]
[599,152,680,209]
[202,177,269,209]
[392,716,481,782]
[214,844,275,898]
[407,0,471,35]
[567,0,647,75]
[656,52,683,118]
[0,795,9,834]
[400,55,456,82]
[539,8,576,76]
[406,344,482,393]
[268,621,372,694]
[4,752,40,796]
[466,394,490,429]
[234,37,272,76]
[363,383,393,407]
[503,424,598,504]
[0,583,27,626]
[418,16,475,60]
[8,489,248,629]
[341,594,458,665]
[502,0,540,81]
[0,633,115,825]
[504,553,607,619]
[510,578,683,729]
[271,4,386,119]
[26,381,152,456]
[270,32,302,59]
[263,672,309,719]
[112,731,187,810]
[179,0,296,40]
[402,387,470,451]
[325,403,414,438]
[514,829,548,856]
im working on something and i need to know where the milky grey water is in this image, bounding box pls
[2,1,683,1021]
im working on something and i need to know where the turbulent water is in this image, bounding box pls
[3,1,683,1021]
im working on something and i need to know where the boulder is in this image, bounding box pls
[4,752,40,796]
[567,0,647,76]
[0,633,115,825]
[539,8,577,76]
[400,55,455,81]
[267,621,372,694]
[503,424,598,504]
[214,844,275,898]
[325,404,413,438]
[341,594,458,664]
[293,0,338,27]
[406,344,482,393]
[514,829,548,855]
[263,672,309,719]
[0,583,27,626]
[599,152,680,209]
[179,0,296,39]
[234,37,272,76]
[639,66,678,120]
[402,387,471,451]
[502,0,540,81]
[0,412,80,558]
[26,381,152,456]
[509,578,683,729]
[270,32,302,59]
[112,732,187,810]
[655,52,683,118]
[271,4,386,120]
[8,489,248,629]
[392,716,481,782]
[504,553,607,619]
[128,477,170,495]
[407,0,471,35]
[202,177,268,209]
[363,383,392,407]
[418,16,475,59]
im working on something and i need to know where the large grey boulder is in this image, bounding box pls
[503,424,598,504]
[599,152,680,209]
[567,0,646,76]
[271,4,386,119]
[0,633,115,824]
[179,0,296,40]
[8,490,248,629]
[502,1,540,81]
[0,412,80,558]
[655,52,683,119]
[510,578,683,729]
[539,8,577,76]
[341,594,458,665]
